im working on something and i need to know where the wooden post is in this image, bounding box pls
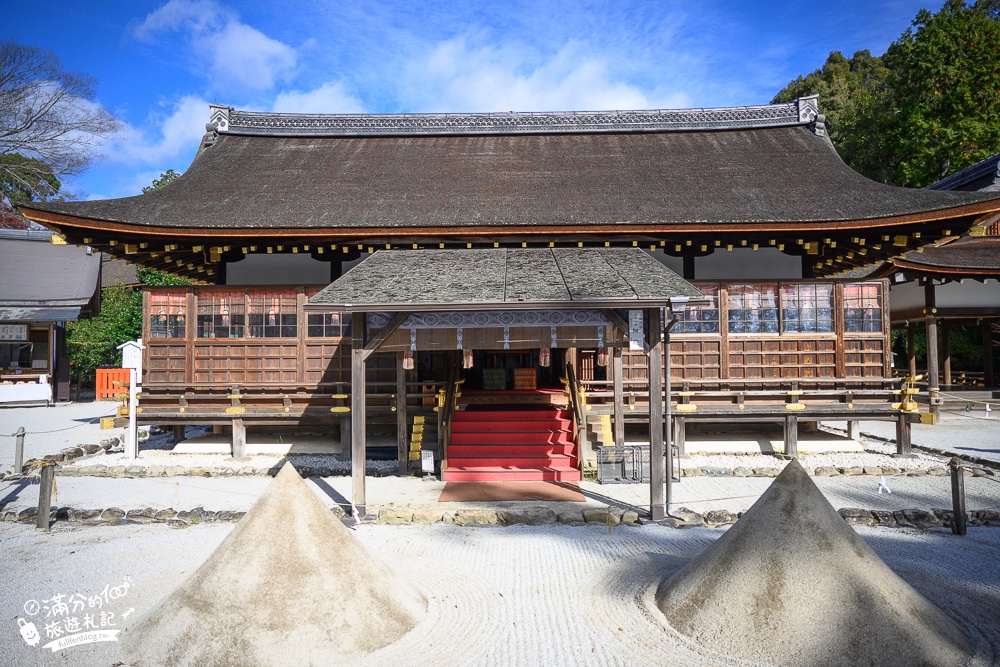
[14,426,25,475]
[895,413,912,457]
[907,323,917,378]
[950,457,967,536]
[127,367,138,462]
[847,420,860,441]
[784,414,798,458]
[982,319,994,388]
[351,318,367,516]
[674,416,686,458]
[36,463,54,531]
[232,418,246,458]
[942,320,951,388]
[648,307,666,522]
[925,282,941,418]
[173,425,185,443]
[612,346,624,447]
[396,351,408,477]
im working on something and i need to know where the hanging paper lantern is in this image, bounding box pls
[402,350,415,370]
[539,348,551,367]
[463,348,474,369]
[597,347,609,367]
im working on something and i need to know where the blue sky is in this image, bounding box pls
[5,0,935,201]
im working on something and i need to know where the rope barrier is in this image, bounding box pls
[3,408,118,438]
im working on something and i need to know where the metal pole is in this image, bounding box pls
[14,426,25,475]
[949,457,967,536]
[36,463,55,531]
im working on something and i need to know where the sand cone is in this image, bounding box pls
[656,459,970,667]
[125,462,426,666]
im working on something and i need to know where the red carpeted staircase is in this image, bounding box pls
[443,405,581,482]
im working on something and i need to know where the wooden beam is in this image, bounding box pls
[362,311,411,361]
[601,309,630,339]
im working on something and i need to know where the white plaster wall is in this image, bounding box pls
[225,254,331,285]
[695,248,802,280]
[890,279,1000,311]
[934,279,1000,308]
[889,281,925,311]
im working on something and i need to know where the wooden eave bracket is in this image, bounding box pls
[969,212,1000,237]
[361,311,411,361]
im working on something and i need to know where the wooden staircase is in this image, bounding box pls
[443,404,581,482]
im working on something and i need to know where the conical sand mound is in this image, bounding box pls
[126,463,426,666]
[655,459,970,667]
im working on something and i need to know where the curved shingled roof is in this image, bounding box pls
[21,100,1000,232]
[892,236,1000,277]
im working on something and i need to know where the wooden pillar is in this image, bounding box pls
[351,318,368,515]
[942,320,951,388]
[847,420,860,441]
[396,351,409,476]
[984,319,995,388]
[648,307,666,522]
[36,463,54,531]
[784,415,798,458]
[232,418,246,458]
[895,413,912,457]
[173,425,185,443]
[674,416,686,458]
[612,346,624,447]
[907,323,917,378]
[924,281,940,417]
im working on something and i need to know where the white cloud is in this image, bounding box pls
[132,0,296,92]
[104,95,208,168]
[272,81,364,114]
[404,37,690,113]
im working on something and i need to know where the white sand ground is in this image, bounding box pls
[1,522,998,667]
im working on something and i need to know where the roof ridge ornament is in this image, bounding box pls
[211,98,823,138]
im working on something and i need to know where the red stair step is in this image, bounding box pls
[450,431,573,446]
[448,444,576,457]
[442,467,582,482]
[452,419,572,433]
[447,454,576,468]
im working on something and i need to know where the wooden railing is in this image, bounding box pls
[95,368,131,400]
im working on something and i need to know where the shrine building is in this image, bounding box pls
[17,96,1000,518]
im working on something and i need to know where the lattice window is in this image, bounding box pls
[727,284,779,334]
[673,284,719,334]
[196,290,245,339]
[780,284,834,333]
[149,292,187,339]
[247,290,297,338]
[307,312,352,338]
[844,283,883,333]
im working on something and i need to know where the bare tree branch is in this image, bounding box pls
[0,40,124,203]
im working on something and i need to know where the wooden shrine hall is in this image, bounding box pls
[306,247,703,518]
[16,96,1000,517]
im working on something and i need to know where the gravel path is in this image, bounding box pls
[1,522,998,666]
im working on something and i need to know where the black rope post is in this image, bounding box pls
[14,426,25,475]
[36,461,56,531]
[949,457,967,536]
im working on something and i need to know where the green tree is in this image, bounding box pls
[771,50,887,151]
[773,0,1000,187]
[66,283,143,383]
[881,0,1000,186]
[142,169,180,194]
